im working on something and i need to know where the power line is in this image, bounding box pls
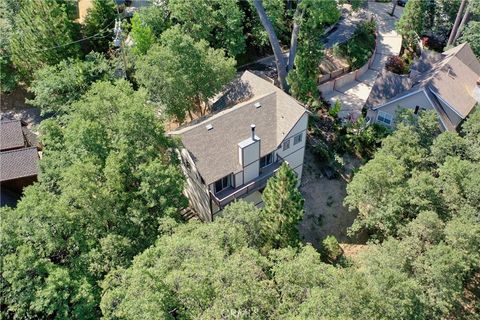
[31,19,116,53]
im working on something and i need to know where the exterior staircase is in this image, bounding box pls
[180,207,200,221]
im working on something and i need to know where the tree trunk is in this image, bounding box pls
[252,0,289,91]
[390,2,397,16]
[453,10,471,44]
[447,0,468,46]
[287,5,304,72]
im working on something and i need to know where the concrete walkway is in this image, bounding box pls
[323,2,403,119]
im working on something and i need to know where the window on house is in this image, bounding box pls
[260,153,274,168]
[293,133,303,145]
[214,175,231,193]
[377,111,393,126]
[283,139,290,151]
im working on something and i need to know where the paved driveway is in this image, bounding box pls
[323,4,369,49]
[323,2,403,118]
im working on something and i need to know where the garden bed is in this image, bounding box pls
[332,20,377,70]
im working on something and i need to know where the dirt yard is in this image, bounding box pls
[1,87,41,130]
[299,147,367,249]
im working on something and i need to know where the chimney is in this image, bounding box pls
[251,124,256,140]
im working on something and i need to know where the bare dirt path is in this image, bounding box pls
[1,87,42,130]
[299,147,366,249]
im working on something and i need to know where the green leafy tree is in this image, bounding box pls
[135,26,236,122]
[0,0,20,93]
[457,21,480,58]
[287,0,336,102]
[321,235,343,263]
[248,0,288,48]
[461,106,480,160]
[396,0,428,47]
[218,201,265,249]
[83,0,116,53]
[168,0,246,57]
[130,12,155,56]
[345,109,480,240]
[101,221,277,319]
[430,131,467,164]
[269,245,336,317]
[28,52,114,116]
[1,80,187,317]
[135,2,170,38]
[261,162,304,249]
[345,153,408,238]
[253,0,340,91]
[10,0,80,78]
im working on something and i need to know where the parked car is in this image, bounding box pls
[397,0,408,6]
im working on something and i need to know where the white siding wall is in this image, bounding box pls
[243,160,260,183]
[242,140,260,166]
[368,90,434,126]
[276,113,308,183]
[234,172,243,187]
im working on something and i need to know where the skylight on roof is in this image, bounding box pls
[206,124,213,131]
[254,102,261,108]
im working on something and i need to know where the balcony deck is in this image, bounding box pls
[211,161,282,208]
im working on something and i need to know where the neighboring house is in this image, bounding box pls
[76,0,149,22]
[0,120,40,207]
[366,43,480,131]
[169,71,308,221]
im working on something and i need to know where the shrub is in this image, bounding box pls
[314,141,334,163]
[322,235,343,263]
[385,55,407,74]
[334,20,376,70]
[329,100,341,118]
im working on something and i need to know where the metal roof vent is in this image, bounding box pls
[254,102,261,108]
[206,124,213,131]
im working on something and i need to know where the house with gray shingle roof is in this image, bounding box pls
[169,71,308,221]
[0,119,40,207]
[366,43,480,131]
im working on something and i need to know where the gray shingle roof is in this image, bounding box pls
[0,147,39,182]
[368,42,480,122]
[365,70,412,109]
[0,120,25,151]
[170,71,306,185]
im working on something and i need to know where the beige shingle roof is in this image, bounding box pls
[170,71,306,185]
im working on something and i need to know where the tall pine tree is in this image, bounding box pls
[83,0,116,53]
[10,0,80,78]
[261,162,304,249]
